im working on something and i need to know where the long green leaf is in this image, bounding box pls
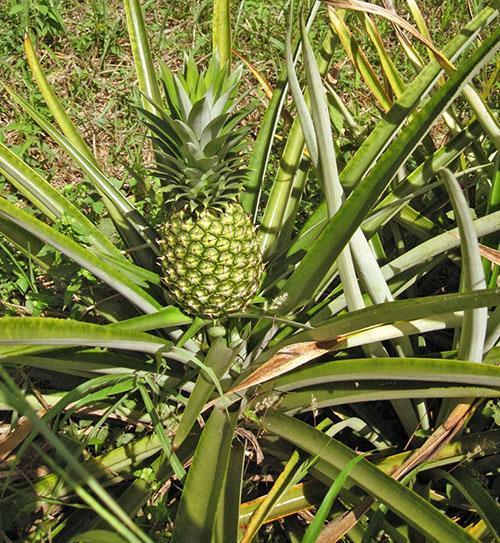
[213,442,245,543]
[278,382,499,415]
[212,0,231,65]
[172,406,237,543]
[299,14,341,216]
[173,337,236,449]
[0,317,166,353]
[137,381,186,480]
[23,33,98,165]
[275,288,499,347]
[109,306,192,332]
[271,357,500,391]
[3,84,160,258]
[442,168,487,361]
[301,454,365,543]
[124,0,162,114]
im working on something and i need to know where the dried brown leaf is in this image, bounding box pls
[225,339,339,398]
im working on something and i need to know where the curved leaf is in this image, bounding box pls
[442,168,487,361]
[277,382,499,415]
[0,317,167,353]
[272,357,500,391]
[281,288,499,345]
[437,467,500,539]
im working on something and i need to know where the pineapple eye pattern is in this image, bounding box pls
[159,205,262,318]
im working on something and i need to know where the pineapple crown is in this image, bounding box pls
[142,56,252,214]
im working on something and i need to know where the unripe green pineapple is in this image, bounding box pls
[145,57,263,318]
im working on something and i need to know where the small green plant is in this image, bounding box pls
[0,0,499,542]
[7,0,65,42]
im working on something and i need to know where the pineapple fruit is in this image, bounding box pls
[144,58,263,318]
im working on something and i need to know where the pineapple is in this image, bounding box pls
[144,58,263,318]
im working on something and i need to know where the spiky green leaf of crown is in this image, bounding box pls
[143,56,251,213]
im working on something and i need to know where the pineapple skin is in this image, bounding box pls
[159,203,263,318]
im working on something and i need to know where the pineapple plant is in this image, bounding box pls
[145,59,263,318]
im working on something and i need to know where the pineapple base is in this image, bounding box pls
[159,203,263,318]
